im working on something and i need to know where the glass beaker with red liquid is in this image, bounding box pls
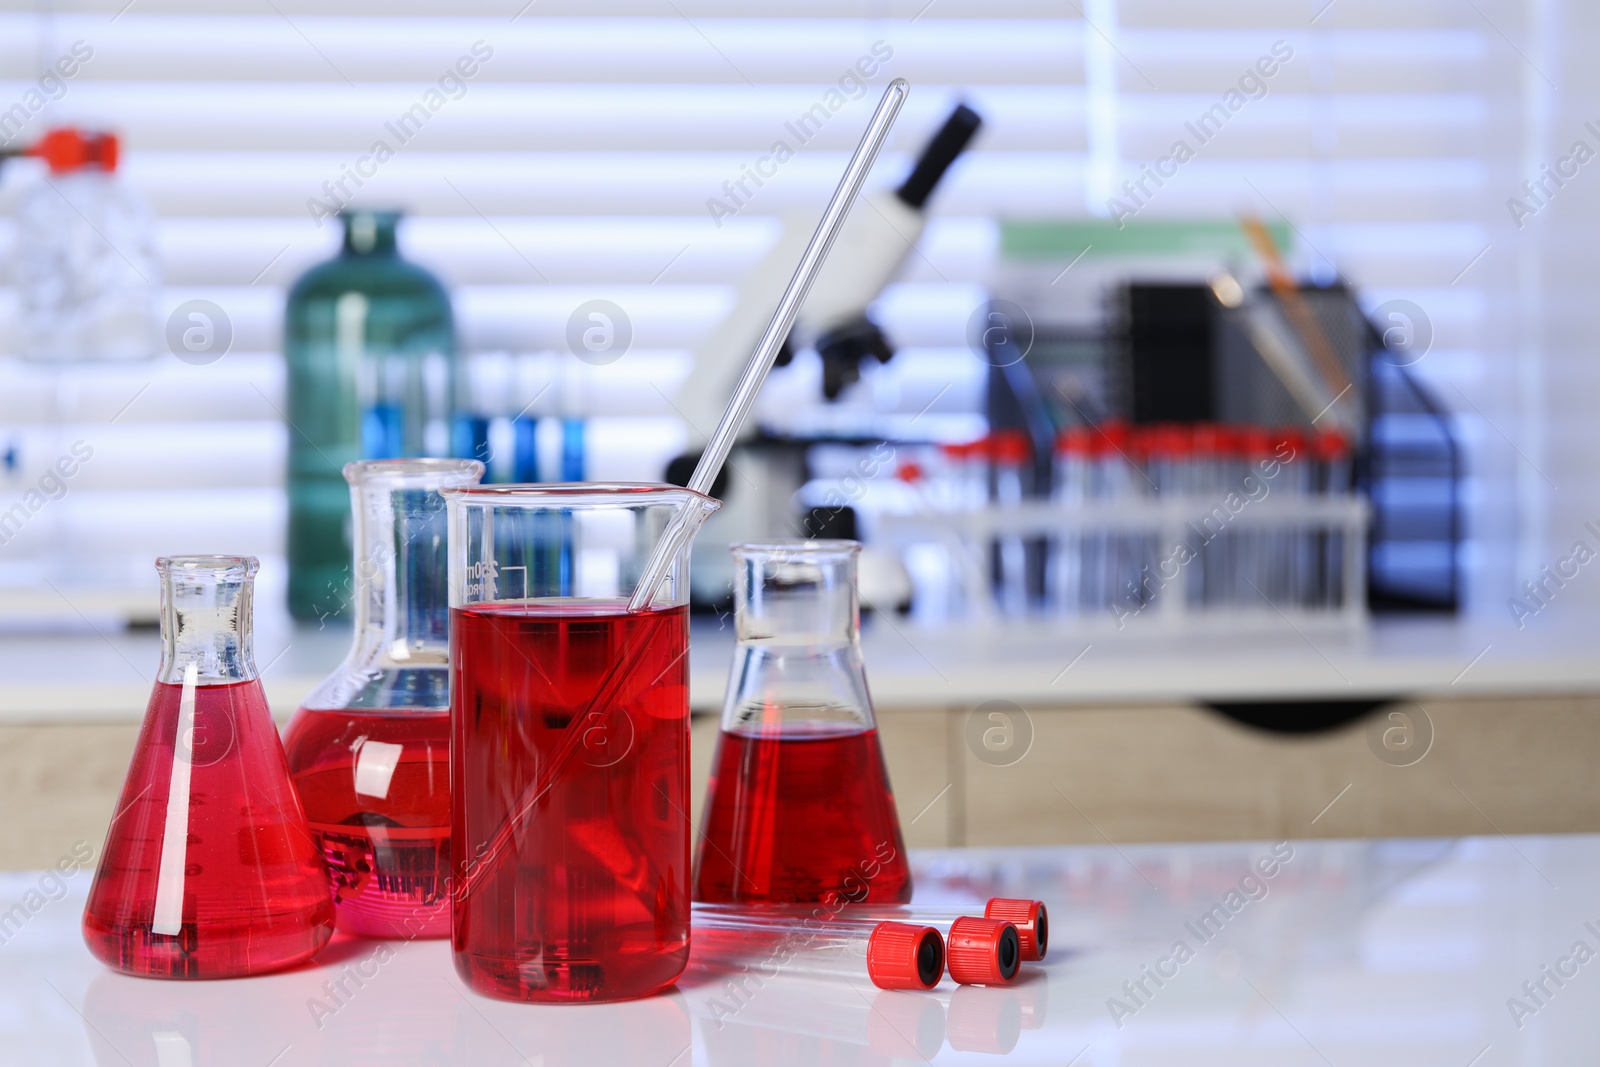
[446,483,721,1002]
[83,556,334,978]
[693,540,912,905]
[282,458,483,938]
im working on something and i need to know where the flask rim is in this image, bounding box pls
[344,457,484,487]
[155,554,258,578]
[732,539,861,560]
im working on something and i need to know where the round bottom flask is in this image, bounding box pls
[283,458,482,938]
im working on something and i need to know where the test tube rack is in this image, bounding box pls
[878,492,1370,634]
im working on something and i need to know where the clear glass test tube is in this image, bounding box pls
[1189,424,1225,607]
[1274,427,1310,607]
[694,896,1046,964]
[990,432,1030,616]
[691,912,945,990]
[1087,421,1133,615]
[941,440,987,510]
[1051,429,1091,618]
[1235,426,1274,607]
[1314,430,1352,607]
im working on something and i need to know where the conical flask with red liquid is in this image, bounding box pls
[693,540,912,905]
[282,458,483,938]
[83,556,334,978]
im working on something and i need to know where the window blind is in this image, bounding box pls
[0,0,1551,618]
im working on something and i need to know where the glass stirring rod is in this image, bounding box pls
[627,77,910,612]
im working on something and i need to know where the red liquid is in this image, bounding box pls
[693,725,912,905]
[450,600,690,1002]
[83,679,334,978]
[282,707,451,938]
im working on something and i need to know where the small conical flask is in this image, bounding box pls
[283,458,482,937]
[693,539,912,904]
[83,556,333,978]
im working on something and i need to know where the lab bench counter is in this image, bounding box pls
[6,836,1598,1064]
[2,610,1598,723]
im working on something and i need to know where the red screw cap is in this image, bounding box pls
[1237,425,1274,460]
[1273,425,1309,460]
[989,430,1030,465]
[1191,422,1225,460]
[1313,430,1351,460]
[1057,426,1092,456]
[1095,419,1131,455]
[946,916,1020,985]
[1141,424,1193,459]
[866,921,944,991]
[29,128,119,173]
[984,897,1048,962]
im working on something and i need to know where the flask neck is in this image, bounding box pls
[347,460,482,674]
[157,556,259,686]
[724,541,874,733]
[340,209,399,257]
[734,542,861,650]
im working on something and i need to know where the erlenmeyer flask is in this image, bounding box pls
[693,540,912,905]
[283,458,483,938]
[83,556,333,978]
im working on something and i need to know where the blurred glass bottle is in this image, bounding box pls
[16,129,159,362]
[284,208,456,621]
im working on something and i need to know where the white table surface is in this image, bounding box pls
[4,607,1600,723]
[5,835,1598,1065]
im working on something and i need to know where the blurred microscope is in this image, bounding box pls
[666,103,984,609]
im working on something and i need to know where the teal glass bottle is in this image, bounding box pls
[284,209,456,622]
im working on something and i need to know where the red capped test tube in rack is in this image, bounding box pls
[989,431,1031,614]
